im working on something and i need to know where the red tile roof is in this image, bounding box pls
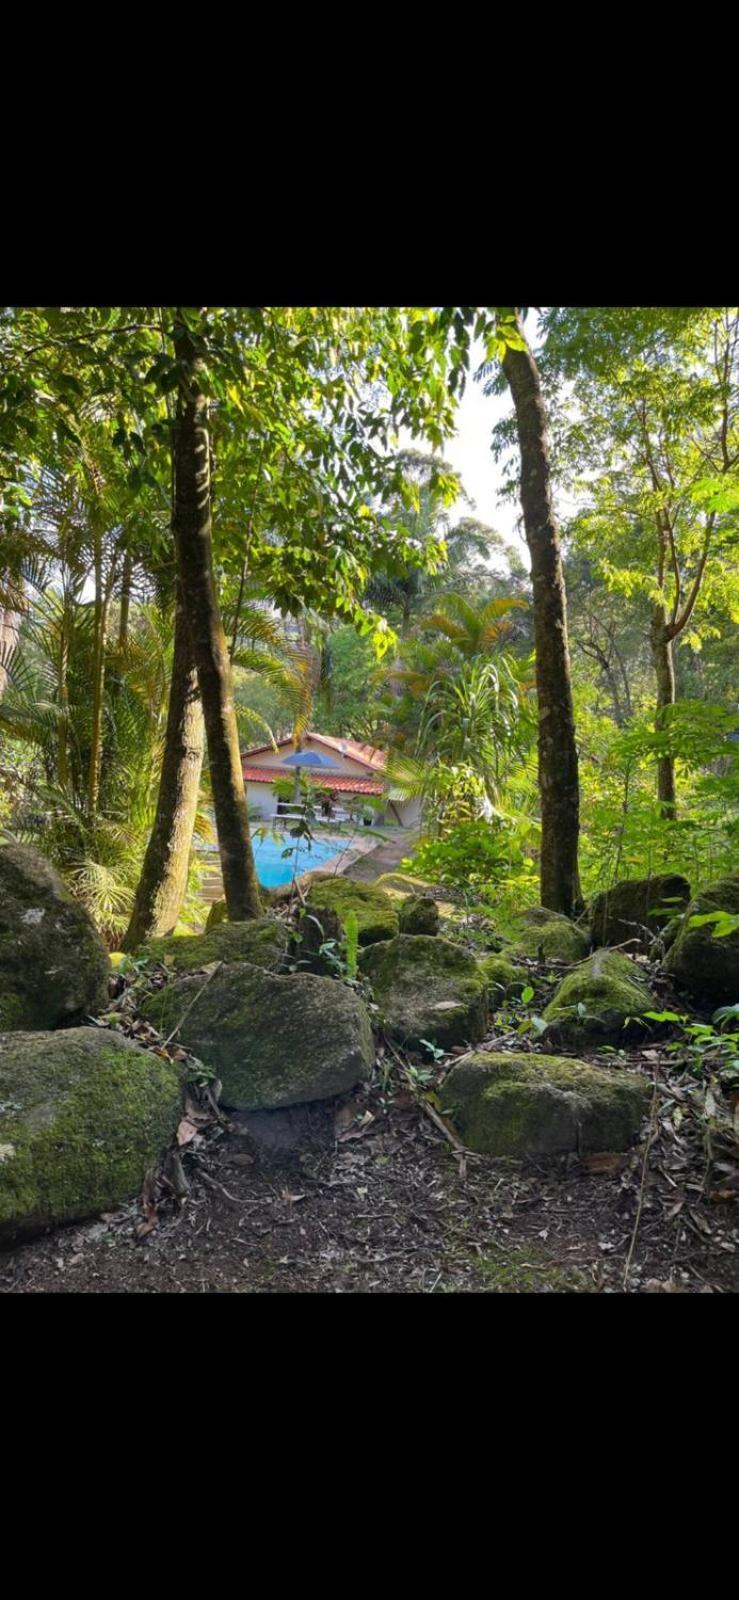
[242,764,383,795]
[241,731,387,774]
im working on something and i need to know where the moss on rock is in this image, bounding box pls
[359,934,489,1049]
[141,961,375,1110]
[481,954,529,1000]
[511,914,590,963]
[589,873,690,949]
[0,1027,183,1243]
[398,894,440,936]
[0,843,110,1030]
[664,871,739,1005]
[442,1050,650,1157]
[142,917,288,975]
[542,949,654,1046]
[305,875,399,945]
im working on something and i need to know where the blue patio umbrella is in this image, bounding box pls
[280,748,343,801]
[280,750,342,769]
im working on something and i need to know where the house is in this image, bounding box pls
[241,731,420,828]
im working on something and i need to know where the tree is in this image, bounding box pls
[497,311,582,914]
[544,306,739,816]
[168,313,262,921]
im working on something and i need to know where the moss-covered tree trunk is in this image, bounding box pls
[502,315,581,916]
[122,582,205,950]
[651,604,677,819]
[171,318,262,921]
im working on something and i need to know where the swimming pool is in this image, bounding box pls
[251,830,345,889]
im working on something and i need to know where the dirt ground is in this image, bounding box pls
[3,1043,737,1295]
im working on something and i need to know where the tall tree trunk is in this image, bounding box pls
[171,318,262,920]
[651,605,677,818]
[118,549,133,651]
[502,315,581,916]
[87,533,108,818]
[122,582,205,949]
[0,603,21,699]
[58,590,70,789]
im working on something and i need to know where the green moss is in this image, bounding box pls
[305,875,399,946]
[0,992,25,1030]
[665,871,739,1005]
[397,895,440,936]
[475,1245,588,1293]
[142,961,375,1110]
[0,1028,183,1242]
[481,954,529,1000]
[517,906,573,928]
[442,1050,650,1157]
[142,917,288,974]
[359,934,489,1049]
[542,949,654,1046]
[0,843,110,1029]
[511,915,590,963]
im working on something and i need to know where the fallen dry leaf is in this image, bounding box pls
[581,1152,626,1174]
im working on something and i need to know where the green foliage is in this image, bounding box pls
[644,1008,739,1095]
[406,813,538,903]
[343,910,360,981]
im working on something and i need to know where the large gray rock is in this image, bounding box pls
[142,961,375,1110]
[665,872,739,1005]
[0,843,110,1030]
[141,917,289,975]
[590,874,691,949]
[542,949,654,1047]
[442,1051,650,1157]
[0,1028,183,1243]
[359,934,489,1049]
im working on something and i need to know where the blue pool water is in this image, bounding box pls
[251,831,344,889]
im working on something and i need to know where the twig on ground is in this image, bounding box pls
[162,961,224,1049]
[624,1066,661,1288]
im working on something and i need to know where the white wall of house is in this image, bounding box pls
[242,737,421,829]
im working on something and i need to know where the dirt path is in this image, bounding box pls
[343,830,418,883]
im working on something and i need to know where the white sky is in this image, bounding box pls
[398,322,548,572]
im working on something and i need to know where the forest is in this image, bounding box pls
[0,305,737,1295]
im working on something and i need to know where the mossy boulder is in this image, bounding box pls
[297,875,399,970]
[0,1027,183,1243]
[542,949,654,1046]
[141,917,288,975]
[481,954,529,1001]
[0,843,110,1031]
[511,910,590,963]
[359,934,489,1049]
[589,874,691,949]
[516,906,572,928]
[398,894,440,936]
[305,875,399,945]
[664,872,739,1005]
[141,961,374,1110]
[442,1051,650,1157]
